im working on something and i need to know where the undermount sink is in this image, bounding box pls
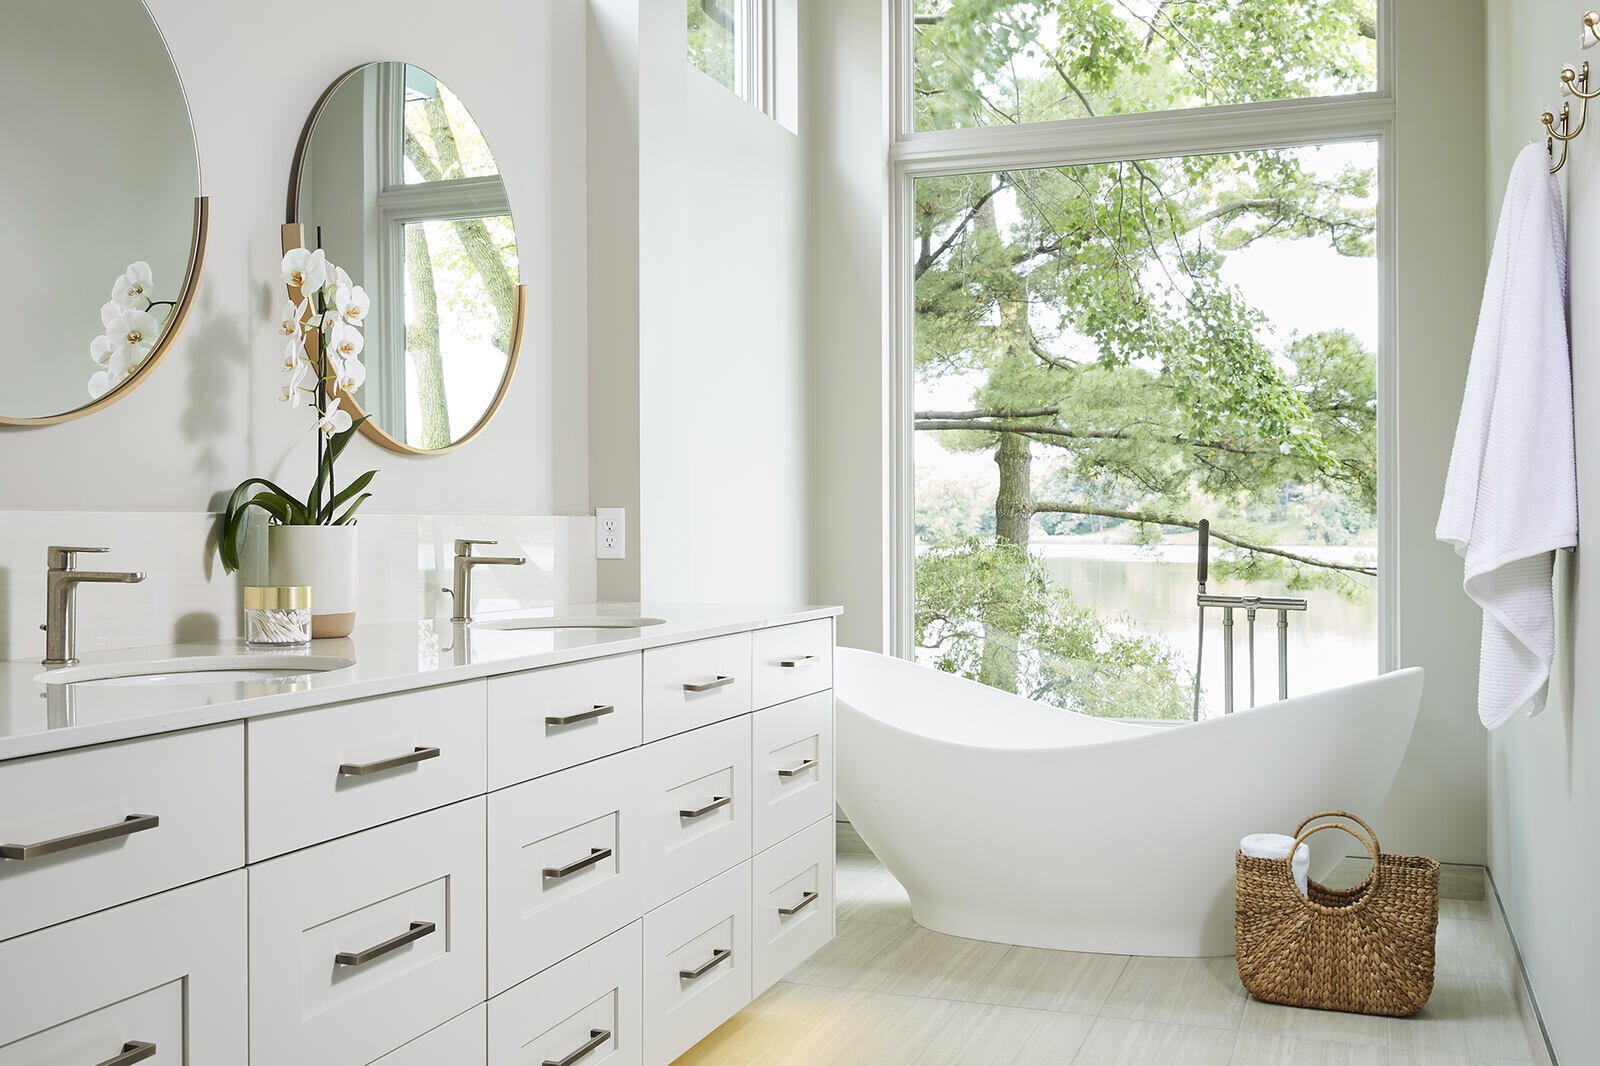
[472,615,666,632]
[36,654,356,687]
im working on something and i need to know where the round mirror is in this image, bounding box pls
[289,62,524,454]
[0,0,205,426]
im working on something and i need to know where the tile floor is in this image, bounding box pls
[676,825,1550,1066]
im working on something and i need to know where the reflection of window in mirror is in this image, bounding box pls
[686,0,798,132]
[378,66,518,450]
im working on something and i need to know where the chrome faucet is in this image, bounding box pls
[446,539,526,624]
[42,546,146,667]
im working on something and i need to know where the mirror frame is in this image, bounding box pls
[0,197,209,428]
[285,63,526,457]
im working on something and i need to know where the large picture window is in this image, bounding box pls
[894,1,1390,720]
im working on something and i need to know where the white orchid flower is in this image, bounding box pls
[89,344,141,399]
[316,396,353,438]
[328,319,365,361]
[335,284,371,327]
[276,299,307,339]
[88,370,113,399]
[335,356,367,393]
[106,307,160,361]
[100,300,122,330]
[110,261,154,308]
[280,247,328,293]
[327,264,352,296]
[89,334,114,367]
[280,350,310,404]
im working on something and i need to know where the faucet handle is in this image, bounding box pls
[47,546,109,570]
[454,538,497,557]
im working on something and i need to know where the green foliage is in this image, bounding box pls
[687,0,736,90]
[219,422,377,574]
[915,539,1193,719]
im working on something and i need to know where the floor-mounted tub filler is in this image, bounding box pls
[835,649,1425,957]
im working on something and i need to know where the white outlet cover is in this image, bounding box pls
[595,507,626,559]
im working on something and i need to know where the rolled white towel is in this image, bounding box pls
[1241,833,1309,898]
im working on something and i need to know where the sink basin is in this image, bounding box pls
[37,654,355,687]
[472,615,666,632]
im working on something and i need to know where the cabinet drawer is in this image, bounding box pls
[641,716,751,910]
[751,692,834,853]
[642,633,751,742]
[488,653,643,789]
[247,681,487,861]
[750,619,833,709]
[752,818,835,996]
[489,750,643,994]
[642,862,752,1066]
[489,921,642,1066]
[370,1004,485,1065]
[249,799,487,1066]
[0,871,246,1063]
[0,724,243,942]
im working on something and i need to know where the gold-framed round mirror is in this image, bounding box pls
[287,62,525,455]
[0,0,207,426]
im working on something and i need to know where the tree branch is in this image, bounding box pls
[914,416,1261,456]
[1029,502,1378,576]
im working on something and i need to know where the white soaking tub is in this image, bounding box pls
[835,648,1425,956]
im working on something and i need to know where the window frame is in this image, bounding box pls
[884,0,1399,681]
[373,63,514,445]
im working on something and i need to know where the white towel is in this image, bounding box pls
[1437,142,1578,731]
[1240,833,1309,898]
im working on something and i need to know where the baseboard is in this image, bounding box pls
[1485,866,1559,1066]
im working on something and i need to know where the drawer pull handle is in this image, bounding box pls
[683,675,734,693]
[96,1042,157,1066]
[543,1028,612,1066]
[779,890,819,917]
[334,920,436,966]
[0,813,159,862]
[679,946,732,980]
[777,757,819,778]
[544,846,613,879]
[338,746,441,777]
[779,654,820,667]
[679,795,732,819]
[546,704,616,726]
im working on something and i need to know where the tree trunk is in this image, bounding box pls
[979,428,1033,693]
[404,225,450,448]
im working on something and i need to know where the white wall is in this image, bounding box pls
[1485,2,1599,1060]
[587,0,810,605]
[801,0,1492,863]
[0,0,590,517]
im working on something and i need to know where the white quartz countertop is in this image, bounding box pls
[0,603,842,761]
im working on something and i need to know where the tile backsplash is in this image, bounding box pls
[0,511,597,662]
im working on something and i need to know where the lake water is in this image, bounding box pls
[1038,549,1378,718]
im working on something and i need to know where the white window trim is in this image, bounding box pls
[884,0,1399,681]
[373,64,512,443]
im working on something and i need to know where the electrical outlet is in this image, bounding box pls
[595,507,626,559]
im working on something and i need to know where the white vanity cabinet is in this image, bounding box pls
[0,608,838,1066]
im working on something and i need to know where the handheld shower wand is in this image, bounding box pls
[1192,520,1208,720]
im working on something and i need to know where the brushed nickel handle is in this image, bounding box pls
[777,757,818,778]
[543,1028,612,1066]
[546,704,616,726]
[543,846,613,879]
[679,795,732,819]
[96,1042,156,1066]
[683,675,734,693]
[778,890,819,916]
[0,813,159,861]
[778,654,820,667]
[334,920,436,966]
[679,947,732,980]
[339,746,441,777]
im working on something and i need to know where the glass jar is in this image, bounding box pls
[245,586,313,646]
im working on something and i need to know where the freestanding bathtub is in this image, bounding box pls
[835,649,1425,956]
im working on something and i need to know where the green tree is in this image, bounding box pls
[910,1,1380,704]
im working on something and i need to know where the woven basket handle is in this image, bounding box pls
[1286,819,1382,900]
[1294,809,1382,857]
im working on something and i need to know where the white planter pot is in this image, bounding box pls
[267,524,359,638]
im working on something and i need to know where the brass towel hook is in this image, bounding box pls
[1546,12,1600,174]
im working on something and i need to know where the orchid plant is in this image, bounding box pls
[218,246,379,573]
[88,261,175,399]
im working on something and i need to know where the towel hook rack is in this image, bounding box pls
[1545,12,1600,173]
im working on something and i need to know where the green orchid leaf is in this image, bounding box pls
[333,493,373,526]
[319,469,377,524]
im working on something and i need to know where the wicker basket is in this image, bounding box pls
[1235,810,1439,1016]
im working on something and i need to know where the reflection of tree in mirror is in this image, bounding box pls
[687,0,736,90]
[401,89,518,449]
[910,1,1380,718]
